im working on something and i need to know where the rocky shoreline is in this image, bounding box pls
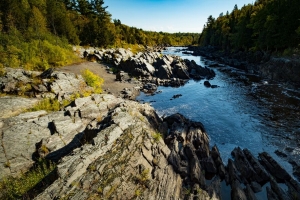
[188,46,300,87]
[0,48,299,199]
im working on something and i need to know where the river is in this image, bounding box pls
[137,47,300,182]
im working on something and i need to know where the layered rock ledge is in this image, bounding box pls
[0,93,214,199]
[0,92,299,199]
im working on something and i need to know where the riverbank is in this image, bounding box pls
[188,46,300,87]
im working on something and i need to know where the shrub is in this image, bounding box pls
[0,32,81,71]
[0,64,6,77]
[122,43,144,55]
[81,69,104,94]
[282,48,293,56]
[29,98,60,112]
[0,159,56,199]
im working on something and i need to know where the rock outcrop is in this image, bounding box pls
[0,93,215,199]
[0,67,90,102]
[0,96,39,118]
[1,92,299,199]
[80,47,215,93]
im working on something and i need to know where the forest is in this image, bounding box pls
[2,0,299,72]
[0,0,198,71]
[199,0,300,54]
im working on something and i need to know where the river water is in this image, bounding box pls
[137,47,300,181]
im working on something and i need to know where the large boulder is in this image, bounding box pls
[119,58,152,77]
[115,48,133,61]
[185,59,216,79]
[172,61,190,79]
[157,64,173,79]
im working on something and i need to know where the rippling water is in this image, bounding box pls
[137,47,300,178]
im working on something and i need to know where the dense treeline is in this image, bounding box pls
[0,0,198,71]
[199,0,300,53]
[113,20,198,47]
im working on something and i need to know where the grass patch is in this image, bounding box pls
[0,159,56,199]
[152,132,162,143]
[29,98,61,112]
[135,189,142,197]
[136,168,150,186]
[29,92,83,112]
[81,69,104,94]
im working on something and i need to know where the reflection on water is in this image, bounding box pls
[137,47,300,178]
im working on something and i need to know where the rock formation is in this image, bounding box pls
[0,67,90,103]
[80,47,215,93]
[0,92,219,199]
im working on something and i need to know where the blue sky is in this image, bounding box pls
[104,0,254,33]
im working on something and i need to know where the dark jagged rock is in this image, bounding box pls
[171,94,182,99]
[259,152,291,181]
[187,127,210,158]
[245,184,258,200]
[172,61,190,79]
[184,59,216,80]
[163,113,215,191]
[204,80,211,87]
[142,82,157,93]
[285,180,300,200]
[269,177,289,200]
[206,176,222,199]
[250,181,262,193]
[211,145,226,179]
[190,157,205,187]
[218,164,226,180]
[164,113,187,125]
[231,147,257,182]
[201,157,217,174]
[243,149,270,183]
[293,164,300,180]
[231,180,247,200]
[157,64,173,79]
[39,68,54,79]
[168,150,182,173]
[228,158,242,184]
[211,85,219,88]
[266,186,280,200]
